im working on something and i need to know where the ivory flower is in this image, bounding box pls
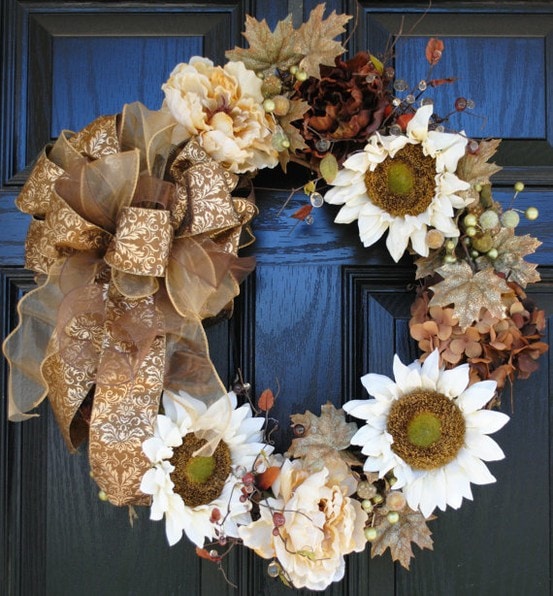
[140,390,271,546]
[324,104,471,262]
[162,57,278,173]
[344,349,509,518]
[238,459,367,591]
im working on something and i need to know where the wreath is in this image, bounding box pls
[3,5,548,591]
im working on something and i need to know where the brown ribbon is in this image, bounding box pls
[3,102,257,505]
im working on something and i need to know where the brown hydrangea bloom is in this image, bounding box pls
[409,283,548,393]
[292,52,389,159]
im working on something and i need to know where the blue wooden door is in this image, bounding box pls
[1,1,552,594]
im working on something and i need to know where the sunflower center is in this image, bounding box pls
[170,434,232,508]
[364,143,436,217]
[386,389,466,470]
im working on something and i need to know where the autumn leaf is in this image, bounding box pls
[425,38,444,65]
[414,249,446,280]
[256,466,280,490]
[296,4,352,78]
[456,138,502,195]
[225,14,302,74]
[258,388,275,411]
[371,509,435,569]
[196,547,222,563]
[287,402,357,456]
[429,263,511,329]
[476,228,542,287]
[291,204,313,221]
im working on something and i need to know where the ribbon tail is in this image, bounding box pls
[88,290,165,506]
[2,277,57,421]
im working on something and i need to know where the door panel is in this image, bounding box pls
[1,1,552,595]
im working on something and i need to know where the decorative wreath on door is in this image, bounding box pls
[3,5,548,591]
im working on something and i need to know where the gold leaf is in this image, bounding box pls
[296,4,352,78]
[429,262,511,330]
[371,509,435,570]
[476,228,542,287]
[287,402,357,457]
[279,99,310,154]
[456,139,502,204]
[225,14,302,74]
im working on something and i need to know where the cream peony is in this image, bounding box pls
[324,104,471,262]
[238,459,367,591]
[344,349,509,518]
[162,57,278,173]
[140,390,272,547]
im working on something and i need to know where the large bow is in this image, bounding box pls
[3,103,257,505]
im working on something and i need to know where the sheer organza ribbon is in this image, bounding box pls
[3,103,257,505]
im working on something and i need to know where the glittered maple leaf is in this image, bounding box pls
[456,139,502,204]
[429,263,511,329]
[476,228,542,287]
[225,14,302,74]
[286,403,359,491]
[371,509,435,570]
[296,4,352,78]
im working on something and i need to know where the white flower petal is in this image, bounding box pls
[457,380,497,413]
[465,430,506,461]
[436,364,470,397]
[465,410,509,434]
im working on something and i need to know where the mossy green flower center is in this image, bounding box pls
[186,455,216,484]
[386,389,466,470]
[171,434,231,508]
[387,162,415,196]
[407,412,442,447]
[364,143,436,217]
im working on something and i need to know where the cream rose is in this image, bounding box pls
[238,459,367,591]
[162,57,278,173]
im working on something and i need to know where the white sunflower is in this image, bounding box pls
[324,104,471,262]
[344,349,509,518]
[140,390,272,547]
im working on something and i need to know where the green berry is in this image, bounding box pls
[364,527,378,542]
[479,210,500,229]
[263,98,275,113]
[525,207,539,220]
[387,511,400,524]
[443,254,457,264]
[295,70,308,82]
[500,209,520,228]
[487,248,498,259]
[361,499,374,513]
[463,213,478,227]
[98,490,108,502]
[372,494,384,505]
[514,181,525,192]
[289,65,299,75]
[465,226,477,237]
[471,250,479,258]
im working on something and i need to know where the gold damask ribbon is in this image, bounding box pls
[3,102,257,505]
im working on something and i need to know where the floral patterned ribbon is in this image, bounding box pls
[3,102,257,505]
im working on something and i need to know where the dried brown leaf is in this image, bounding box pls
[296,4,352,78]
[429,263,510,330]
[225,14,302,74]
[371,509,435,569]
[476,228,542,287]
[414,249,446,280]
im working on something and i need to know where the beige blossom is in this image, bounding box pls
[162,57,278,173]
[238,459,367,591]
